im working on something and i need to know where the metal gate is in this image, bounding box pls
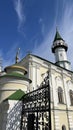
[20,75,51,130]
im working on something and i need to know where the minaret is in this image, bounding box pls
[51,29,71,70]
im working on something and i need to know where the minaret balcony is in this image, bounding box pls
[52,40,68,53]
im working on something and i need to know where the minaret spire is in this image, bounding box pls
[51,29,71,70]
[0,57,2,72]
[53,28,64,43]
[15,48,20,63]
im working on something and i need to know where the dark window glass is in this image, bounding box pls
[62,125,66,130]
[70,90,73,105]
[58,87,64,103]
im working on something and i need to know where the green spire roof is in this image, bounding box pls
[54,29,64,42]
[5,89,25,100]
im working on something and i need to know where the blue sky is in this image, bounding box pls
[0,0,73,69]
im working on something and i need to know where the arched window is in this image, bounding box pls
[58,87,64,103]
[62,125,66,130]
[69,90,73,105]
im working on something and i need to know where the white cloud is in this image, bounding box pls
[33,27,55,62]
[13,0,25,31]
[60,2,73,69]
[33,0,73,70]
[39,18,45,36]
[39,18,43,23]
[1,0,26,69]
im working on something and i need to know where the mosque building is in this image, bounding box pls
[0,30,73,130]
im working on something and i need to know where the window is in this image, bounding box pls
[60,53,62,57]
[58,87,64,103]
[69,90,73,105]
[62,125,66,130]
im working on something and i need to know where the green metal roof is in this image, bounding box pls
[54,30,64,42]
[5,89,25,100]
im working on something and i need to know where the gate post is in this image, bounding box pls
[20,100,24,130]
[48,73,52,130]
[36,111,38,130]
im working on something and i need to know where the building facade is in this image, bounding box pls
[0,30,73,130]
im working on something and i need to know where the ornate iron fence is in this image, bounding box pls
[20,74,51,130]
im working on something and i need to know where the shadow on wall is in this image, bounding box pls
[0,100,22,130]
[6,100,22,130]
[0,101,9,130]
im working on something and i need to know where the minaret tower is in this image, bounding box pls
[52,29,71,70]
